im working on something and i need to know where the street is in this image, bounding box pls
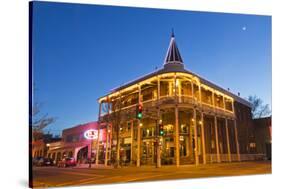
[32,161,271,188]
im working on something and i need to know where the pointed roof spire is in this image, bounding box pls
[171,28,175,38]
[164,30,184,67]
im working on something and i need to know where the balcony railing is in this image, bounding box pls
[100,94,234,117]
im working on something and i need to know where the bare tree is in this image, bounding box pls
[102,92,132,168]
[31,102,56,141]
[248,95,271,118]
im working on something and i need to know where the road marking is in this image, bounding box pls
[78,175,123,185]
[55,176,106,187]
[58,170,104,177]
[125,174,164,182]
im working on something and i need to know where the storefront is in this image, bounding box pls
[47,121,106,164]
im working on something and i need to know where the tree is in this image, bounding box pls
[102,92,132,168]
[31,102,56,141]
[248,95,271,119]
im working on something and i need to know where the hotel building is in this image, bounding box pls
[96,32,266,167]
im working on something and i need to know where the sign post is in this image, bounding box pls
[84,129,98,168]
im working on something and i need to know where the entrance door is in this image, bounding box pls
[142,140,155,165]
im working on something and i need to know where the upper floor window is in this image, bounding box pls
[214,94,224,108]
[201,87,213,105]
[181,81,192,96]
[225,98,233,111]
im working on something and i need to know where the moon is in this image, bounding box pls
[242,26,247,31]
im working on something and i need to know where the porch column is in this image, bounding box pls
[157,76,161,168]
[199,85,202,104]
[174,74,180,167]
[137,121,141,167]
[95,126,100,165]
[137,84,141,167]
[200,112,206,164]
[96,102,102,165]
[190,79,194,158]
[191,78,194,101]
[189,116,193,158]
[193,108,199,166]
[234,119,241,161]
[157,108,161,168]
[130,120,134,165]
[223,97,226,111]
[109,124,112,161]
[175,106,180,167]
[225,118,231,162]
[105,124,109,166]
[214,116,221,163]
[105,98,110,166]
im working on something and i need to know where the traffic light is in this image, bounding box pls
[159,121,164,136]
[136,103,143,119]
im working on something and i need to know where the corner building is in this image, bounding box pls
[97,33,260,167]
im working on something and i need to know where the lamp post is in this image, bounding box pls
[46,143,50,158]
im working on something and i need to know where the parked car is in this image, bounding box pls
[57,157,76,168]
[32,157,42,166]
[34,157,54,166]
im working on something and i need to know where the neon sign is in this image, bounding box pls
[84,129,98,140]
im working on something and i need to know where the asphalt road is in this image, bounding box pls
[32,161,271,188]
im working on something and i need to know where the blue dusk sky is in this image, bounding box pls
[32,2,272,135]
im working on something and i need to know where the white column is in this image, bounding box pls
[225,118,231,162]
[157,109,161,168]
[109,124,112,161]
[157,76,160,100]
[137,121,141,167]
[199,85,202,104]
[105,124,109,166]
[157,76,161,168]
[137,84,141,167]
[174,74,180,167]
[175,106,180,167]
[214,116,221,163]
[200,112,206,164]
[105,98,110,166]
[130,120,134,165]
[191,79,194,100]
[194,109,199,166]
[234,119,241,161]
[96,103,102,165]
[95,126,100,165]
[212,90,215,107]
[223,97,226,110]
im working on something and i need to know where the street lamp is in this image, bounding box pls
[45,143,50,158]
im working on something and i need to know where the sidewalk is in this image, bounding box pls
[73,161,269,170]
[73,163,207,170]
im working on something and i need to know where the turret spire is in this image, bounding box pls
[164,30,184,67]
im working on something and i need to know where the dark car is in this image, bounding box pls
[57,157,76,168]
[35,157,54,166]
[32,157,42,166]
